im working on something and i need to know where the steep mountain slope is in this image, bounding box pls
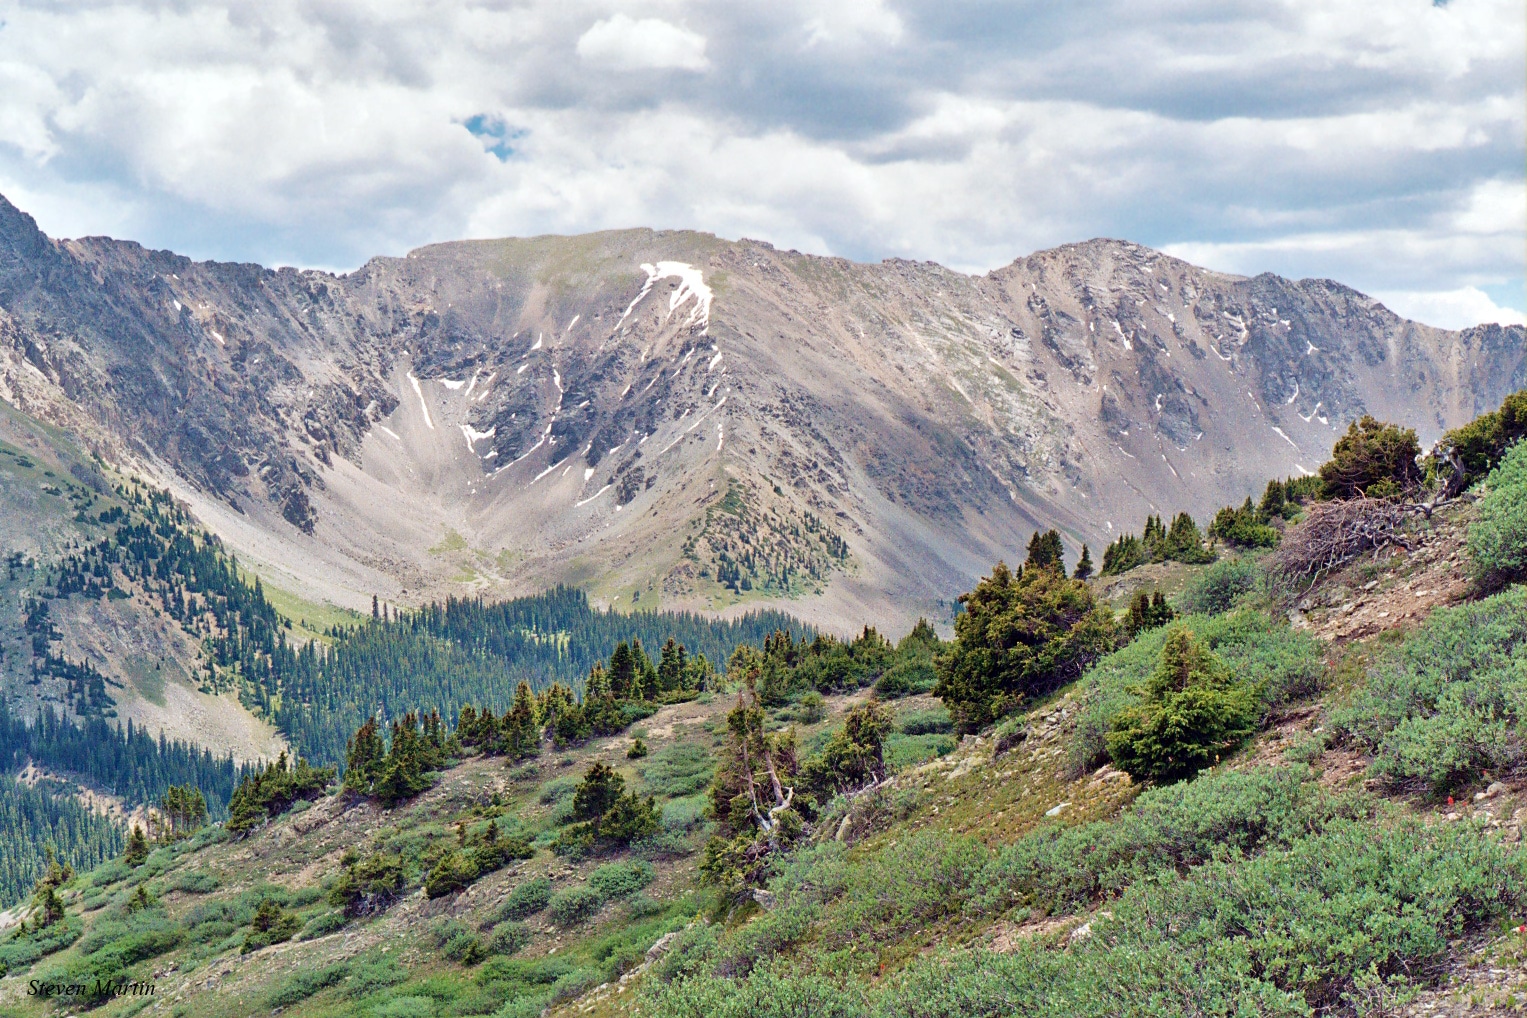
[0,401,282,763]
[1,195,1520,630]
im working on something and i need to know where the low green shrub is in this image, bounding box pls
[661,795,710,834]
[588,860,655,900]
[882,732,955,770]
[266,962,349,1008]
[489,922,532,956]
[340,954,409,998]
[546,885,605,927]
[717,902,823,976]
[875,655,937,698]
[971,765,1367,916]
[300,910,349,939]
[431,918,488,965]
[1174,556,1262,616]
[36,909,183,1003]
[644,967,870,1018]
[895,707,952,735]
[1336,586,1527,790]
[549,966,605,1004]
[641,744,715,798]
[651,923,721,983]
[0,916,81,976]
[184,897,255,943]
[865,942,1302,1018]
[492,877,553,924]
[623,893,668,919]
[645,800,1526,1017]
[1468,439,1527,587]
[770,835,990,950]
[162,869,219,894]
[287,884,324,907]
[537,774,580,805]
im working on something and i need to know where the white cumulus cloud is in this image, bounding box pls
[576,15,709,72]
[1372,287,1526,331]
[0,0,1517,311]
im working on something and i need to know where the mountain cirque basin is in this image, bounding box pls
[0,194,1520,631]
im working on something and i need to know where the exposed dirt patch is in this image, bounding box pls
[1289,500,1477,644]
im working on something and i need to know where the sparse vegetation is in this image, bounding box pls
[683,480,850,596]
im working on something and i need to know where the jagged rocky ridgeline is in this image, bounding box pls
[0,194,1521,630]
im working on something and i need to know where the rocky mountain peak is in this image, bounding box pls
[0,195,1520,630]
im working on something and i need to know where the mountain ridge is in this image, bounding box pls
[0,193,1521,631]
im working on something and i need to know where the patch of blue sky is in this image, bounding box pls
[462,116,525,162]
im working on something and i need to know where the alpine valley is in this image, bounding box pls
[0,192,1526,1018]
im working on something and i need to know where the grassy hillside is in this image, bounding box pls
[2,399,1527,1016]
[2,487,1525,1016]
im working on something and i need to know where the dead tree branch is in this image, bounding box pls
[1270,496,1419,597]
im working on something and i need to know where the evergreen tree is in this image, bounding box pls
[1125,590,1176,639]
[800,700,894,798]
[1073,545,1094,580]
[657,637,687,693]
[124,824,149,867]
[1101,534,1147,576]
[1106,627,1260,784]
[226,752,332,835]
[933,562,1117,731]
[1259,479,1287,519]
[502,682,540,761]
[556,761,659,854]
[343,718,385,796]
[701,674,804,897]
[1025,529,1065,572]
[153,784,207,841]
[1319,415,1422,499]
[1143,515,1167,559]
[607,643,637,699]
[1161,512,1216,564]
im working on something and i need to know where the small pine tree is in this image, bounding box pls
[1025,529,1065,572]
[608,642,637,699]
[1125,590,1176,639]
[1161,512,1216,564]
[1143,515,1167,559]
[124,824,149,867]
[571,763,625,822]
[1073,544,1094,580]
[1101,534,1147,576]
[1258,479,1287,520]
[1105,627,1260,784]
[502,682,540,761]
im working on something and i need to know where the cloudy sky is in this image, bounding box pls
[0,0,1522,329]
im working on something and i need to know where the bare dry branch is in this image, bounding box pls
[1269,496,1418,597]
